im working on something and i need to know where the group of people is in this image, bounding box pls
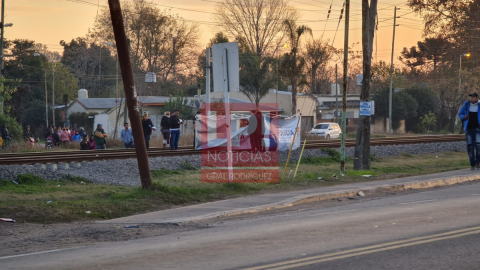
[43,124,88,148]
[117,109,184,150]
[159,109,184,150]
[1,108,186,151]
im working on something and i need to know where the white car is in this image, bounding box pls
[309,123,342,139]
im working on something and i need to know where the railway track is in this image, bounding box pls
[0,135,464,166]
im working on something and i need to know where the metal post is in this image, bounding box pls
[123,39,131,126]
[0,0,5,113]
[206,47,211,114]
[459,55,462,102]
[99,45,101,94]
[335,63,338,123]
[108,0,152,189]
[52,64,55,127]
[223,48,233,182]
[388,6,398,134]
[281,115,301,181]
[293,139,307,178]
[340,0,350,175]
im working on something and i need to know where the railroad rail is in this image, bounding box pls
[0,135,464,166]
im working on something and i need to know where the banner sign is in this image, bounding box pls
[199,103,280,183]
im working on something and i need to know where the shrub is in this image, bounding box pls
[16,173,47,185]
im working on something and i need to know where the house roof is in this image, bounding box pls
[71,96,175,110]
[76,98,119,109]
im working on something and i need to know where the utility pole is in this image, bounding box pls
[44,49,48,129]
[52,63,55,127]
[353,0,377,170]
[108,0,152,189]
[340,0,350,175]
[123,38,131,126]
[0,0,5,114]
[335,63,338,123]
[388,6,399,134]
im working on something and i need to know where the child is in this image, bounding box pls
[89,135,96,150]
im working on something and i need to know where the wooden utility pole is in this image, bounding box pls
[353,0,377,170]
[340,0,350,175]
[108,0,152,189]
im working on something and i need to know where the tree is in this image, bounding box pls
[404,88,439,132]
[240,51,276,107]
[280,19,312,115]
[354,0,377,171]
[91,0,200,95]
[399,37,451,72]
[60,37,117,98]
[420,112,437,133]
[163,95,195,120]
[214,0,298,57]
[304,38,333,94]
[373,89,418,131]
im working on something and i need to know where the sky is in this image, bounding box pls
[7,0,424,64]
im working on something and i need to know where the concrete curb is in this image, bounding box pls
[175,174,480,225]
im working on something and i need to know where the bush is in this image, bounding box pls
[17,173,47,185]
[0,114,23,141]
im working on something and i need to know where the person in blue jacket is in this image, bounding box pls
[459,93,480,169]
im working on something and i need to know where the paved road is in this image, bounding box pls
[3,182,480,270]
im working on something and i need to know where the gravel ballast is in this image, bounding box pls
[0,141,466,186]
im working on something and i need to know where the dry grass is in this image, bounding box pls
[0,150,470,223]
[150,134,194,148]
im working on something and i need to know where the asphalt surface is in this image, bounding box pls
[3,181,480,270]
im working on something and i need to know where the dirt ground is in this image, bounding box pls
[1,180,478,258]
[0,222,198,257]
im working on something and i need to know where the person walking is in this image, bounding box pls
[142,113,154,149]
[94,124,108,150]
[169,109,183,150]
[80,135,90,150]
[89,135,96,150]
[459,93,480,170]
[121,123,134,148]
[161,111,171,148]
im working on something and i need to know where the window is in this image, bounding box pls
[314,124,330,130]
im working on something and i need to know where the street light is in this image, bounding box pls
[3,23,12,27]
[459,53,471,132]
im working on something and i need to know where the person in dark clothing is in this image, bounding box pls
[247,110,264,152]
[53,128,60,146]
[161,111,171,147]
[169,109,183,150]
[459,93,480,169]
[24,126,35,146]
[80,135,90,150]
[1,123,11,148]
[142,113,154,149]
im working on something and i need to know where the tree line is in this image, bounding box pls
[0,0,475,138]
